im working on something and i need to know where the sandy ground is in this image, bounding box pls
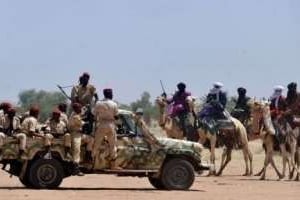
[0,141,299,200]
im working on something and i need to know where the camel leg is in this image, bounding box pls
[279,144,288,179]
[260,137,273,180]
[217,148,232,176]
[208,135,217,176]
[269,154,284,180]
[242,144,253,176]
[295,146,300,181]
[288,142,297,180]
[216,147,227,176]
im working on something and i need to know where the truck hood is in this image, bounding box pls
[157,137,204,155]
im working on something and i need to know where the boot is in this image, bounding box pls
[110,160,123,170]
[85,151,93,163]
[72,163,84,176]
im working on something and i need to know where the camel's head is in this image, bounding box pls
[250,100,271,134]
[156,96,167,109]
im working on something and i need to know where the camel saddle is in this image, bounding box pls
[217,119,235,131]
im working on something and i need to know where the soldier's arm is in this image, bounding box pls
[71,86,79,103]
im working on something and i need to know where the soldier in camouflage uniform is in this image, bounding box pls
[93,88,122,170]
[0,107,27,159]
[133,108,161,149]
[68,103,94,176]
[0,102,12,154]
[21,106,53,154]
[71,73,99,107]
[45,109,71,158]
[57,103,68,126]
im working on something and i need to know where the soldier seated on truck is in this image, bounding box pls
[0,107,27,159]
[44,108,72,158]
[21,106,53,156]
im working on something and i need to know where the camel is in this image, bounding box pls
[250,100,300,180]
[156,96,253,176]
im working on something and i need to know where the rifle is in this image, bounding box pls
[160,80,167,98]
[57,84,72,101]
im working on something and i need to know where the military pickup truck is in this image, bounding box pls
[0,110,209,190]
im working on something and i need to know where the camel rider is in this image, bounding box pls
[198,82,228,134]
[71,72,99,107]
[231,87,251,124]
[165,82,194,140]
[284,82,300,128]
[269,86,287,141]
[270,86,286,121]
[206,82,227,112]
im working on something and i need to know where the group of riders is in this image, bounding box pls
[1,72,300,176]
[162,81,300,144]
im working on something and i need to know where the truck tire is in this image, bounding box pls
[148,177,165,190]
[29,159,64,189]
[161,159,195,190]
[19,172,33,188]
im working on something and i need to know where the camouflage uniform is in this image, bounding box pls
[93,98,118,165]
[45,118,71,149]
[71,84,97,107]
[21,116,53,147]
[0,115,26,151]
[68,112,94,164]
[134,114,161,148]
[60,112,69,126]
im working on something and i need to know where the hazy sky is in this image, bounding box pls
[0,0,299,104]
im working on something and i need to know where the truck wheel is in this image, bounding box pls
[161,159,195,190]
[148,177,165,190]
[19,172,33,188]
[29,159,64,189]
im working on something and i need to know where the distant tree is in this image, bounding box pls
[130,91,158,124]
[18,89,67,122]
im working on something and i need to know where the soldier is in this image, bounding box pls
[93,88,122,170]
[0,102,12,118]
[45,109,71,158]
[0,108,27,158]
[71,73,99,107]
[0,102,12,155]
[58,103,68,126]
[21,106,53,154]
[68,103,94,176]
[133,108,161,148]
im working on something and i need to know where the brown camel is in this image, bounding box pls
[156,96,253,176]
[250,100,300,180]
